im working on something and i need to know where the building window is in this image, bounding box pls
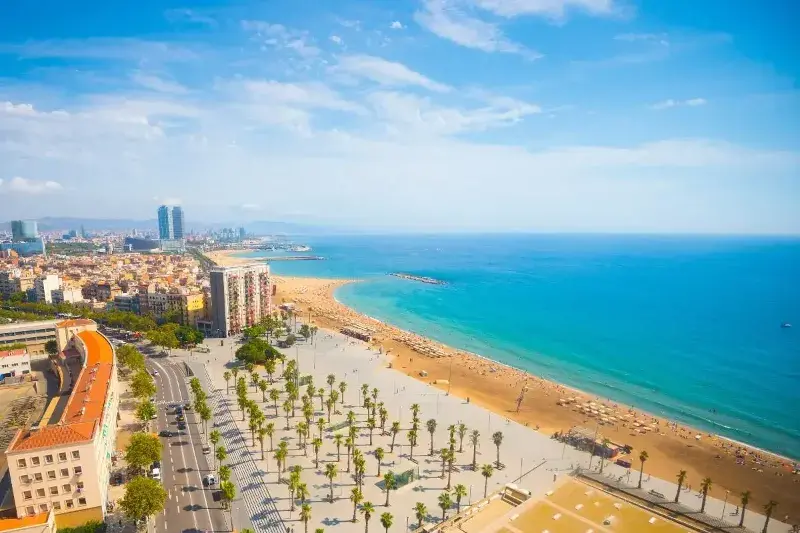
[62,484,71,493]
[44,454,53,464]
[71,450,80,460]
[58,452,67,462]
[60,468,69,477]
[65,499,74,509]
[33,473,43,482]
[78,497,87,506]
[31,456,40,466]
[74,466,82,475]
[39,504,48,512]
[19,475,30,484]
[35,488,45,498]
[26,506,35,516]
[47,470,56,480]
[52,501,61,511]
[76,481,84,489]
[49,486,59,496]
[17,459,26,468]
[23,491,32,500]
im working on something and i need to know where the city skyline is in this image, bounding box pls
[0,0,798,234]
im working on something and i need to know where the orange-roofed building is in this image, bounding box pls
[3,320,118,529]
[0,509,55,533]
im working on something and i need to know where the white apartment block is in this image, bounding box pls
[51,288,84,305]
[0,349,31,379]
[34,275,61,304]
[209,263,271,337]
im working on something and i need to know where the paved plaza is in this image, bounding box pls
[166,327,790,533]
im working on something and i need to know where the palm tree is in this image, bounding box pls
[599,438,611,474]
[317,417,326,439]
[413,502,427,528]
[361,501,375,533]
[216,446,227,470]
[288,475,299,512]
[426,419,438,456]
[334,433,343,462]
[257,426,267,462]
[390,422,400,453]
[313,437,323,468]
[383,472,396,507]
[491,431,504,468]
[318,387,326,411]
[325,463,338,502]
[269,388,280,416]
[374,447,385,476]
[699,477,712,513]
[407,429,418,459]
[300,503,312,533]
[339,381,347,407]
[259,379,268,402]
[274,447,287,482]
[637,450,649,489]
[345,437,354,472]
[360,383,370,406]
[674,470,687,503]
[762,500,778,533]
[438,491,453,521]
[445,449,455,490]
[469,430,480,470]
[379,407,388,434]
[440,448,449,479]
[265,358,276,383]
[457,423,467,452]
[231,367,239,384]
[350,487,364,522]
[411,403,420,419]
[367,418,376,445]
[296,482,310,506]
[453,484,467,513]
[265,422,275,451]
[325,398,335,423]
[739,490,751,528]
[347,410,357,428]
[327,373,336,395]
[481,464,494,498]
[209,430,221,468]
[380,512,393,533]
[223,371,231,394]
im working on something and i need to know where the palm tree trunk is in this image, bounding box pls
[472,446,477,469]
[701,492,707,513]
[674,482,681,503]
[484,478,488,498]
[638,466,644,488]
[496,445,500,468]
[739,506,747,527]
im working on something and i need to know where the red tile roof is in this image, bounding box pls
[0,512,51,531]
[0,349,27,358]
[55,319,94,328]
[9,329,114,452]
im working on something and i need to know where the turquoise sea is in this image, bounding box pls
[238,234,800,460]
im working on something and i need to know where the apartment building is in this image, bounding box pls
[34,276,61,304]
[0,321,58,356]
[51,288,84,305]
[209,263,271,337]
[4,321,118,529]
[0,270,34,299]
[0,348,31,379]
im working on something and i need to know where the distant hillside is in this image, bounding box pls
[1,217,341,235]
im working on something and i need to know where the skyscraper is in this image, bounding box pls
[10,220,38,241]
[172,206,184,239]
[157,205,174,240]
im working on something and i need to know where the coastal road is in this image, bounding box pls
[147,357,229,533]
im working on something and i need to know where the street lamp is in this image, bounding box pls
[721,490,730,519]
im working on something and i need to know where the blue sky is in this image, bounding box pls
[0,0,798,233]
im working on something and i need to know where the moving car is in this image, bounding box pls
[183,403,192,411]
[152,369,159,376]
[159,430,174,437]
[202,446,211,455]
[177,422,186,430]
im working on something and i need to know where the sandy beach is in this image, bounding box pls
[206,249,800,516]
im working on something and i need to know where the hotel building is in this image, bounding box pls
[3,320,118,530]
[209,263,271,337]
[0,321,58,356]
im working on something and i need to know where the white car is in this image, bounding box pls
[152,370,159,376]
[150,468,161,480]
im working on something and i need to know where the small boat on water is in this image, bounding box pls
[781,323,792,328]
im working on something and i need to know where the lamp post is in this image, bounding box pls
[721,490,730,519]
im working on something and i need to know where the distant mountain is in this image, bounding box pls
[1,217,343,235]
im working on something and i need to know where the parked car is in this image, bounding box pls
[203,474,217,486]
[202,446,211,455]
[159,430,174,437]
[150,467,161,480]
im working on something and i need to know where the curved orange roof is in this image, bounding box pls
[56,318,95,328]
[9,328,114,452]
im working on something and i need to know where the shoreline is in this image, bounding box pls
[210,248,800,513]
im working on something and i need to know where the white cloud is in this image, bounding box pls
[241,20,321,58]
[239,80,365,114]
[472,0,616,18]
[153,196,182,205]
[650,98,707,110]
[131,72,188,94]
[368,91,540,136]
[164,8,217,27]
[615,32,668,44]
[390,21,405,29]
[334,55,451,92]
[3,177,63,194]
[330,35,343,45]
[414,0,541,58]
[241,203,261,211]
[0,38,198,62]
